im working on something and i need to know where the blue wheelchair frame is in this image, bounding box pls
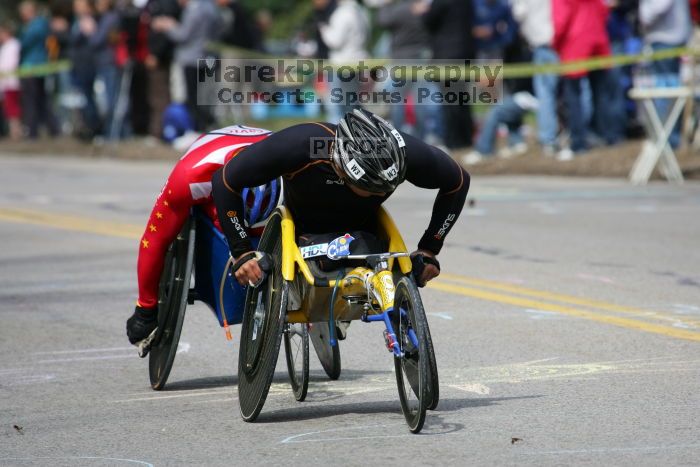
[192,209,258,328]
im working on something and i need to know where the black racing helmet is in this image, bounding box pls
[332,109,407,193]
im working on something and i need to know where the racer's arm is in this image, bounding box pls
[211,123,328,259]
[402,132,471,256]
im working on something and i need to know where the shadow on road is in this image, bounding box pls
[256,394,543,424]
[162,375,238,391]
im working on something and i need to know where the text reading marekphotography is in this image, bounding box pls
[196,59,503,106]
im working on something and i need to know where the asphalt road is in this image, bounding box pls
[0,155,699,466]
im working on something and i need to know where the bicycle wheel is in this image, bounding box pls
[393,277,432,433]
[309,322,341,380]
[149,218,195,390]
[284,322,309,401]
[237,210,287,422]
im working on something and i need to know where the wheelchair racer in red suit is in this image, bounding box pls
[126,125,281,348]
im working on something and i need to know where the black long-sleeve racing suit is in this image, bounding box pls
[211,122,470,259]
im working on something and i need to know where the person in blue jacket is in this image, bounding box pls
[18,1,59,139]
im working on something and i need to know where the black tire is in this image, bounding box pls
[424,322,440,410]
[309,322,341,380]
[149,218,195,390]
[284,322,309,401]
[408,277,439,410]
[393,277,432,433]
[237,210,287,422]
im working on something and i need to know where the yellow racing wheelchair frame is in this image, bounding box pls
[236,205,438,433]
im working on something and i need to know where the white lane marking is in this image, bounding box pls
[3,374,56,386]
[427,312,453,320]
[38,355,134,363]
[177,342,191,354]
[522,443,700,455]
[32,346,134,355]
[0,457,154,466]
[464,208,487,216]
[449,383,491,395]
[634,204,658,213]
[672,303,700,314]
[112,390,231,403]
[530,202,562,215]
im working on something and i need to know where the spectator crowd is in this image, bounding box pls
[0,0,697,163]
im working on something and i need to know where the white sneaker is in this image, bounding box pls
[462,151,485,165]
[556,147,574,161]
[498,142,527,159]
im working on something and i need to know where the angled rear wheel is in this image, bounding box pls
[149,219,195,390]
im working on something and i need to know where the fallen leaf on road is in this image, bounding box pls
[13,425,24,435]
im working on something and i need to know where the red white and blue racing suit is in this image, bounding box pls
[136,125,271,310]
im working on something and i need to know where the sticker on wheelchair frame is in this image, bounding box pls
[327,234,355,260]
[300,243,329,259]
[345,159,366,180]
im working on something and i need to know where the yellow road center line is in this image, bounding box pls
[427,281,700,342]
[439,272,700,327]
[0,207,141,240]
[2,207,697,342]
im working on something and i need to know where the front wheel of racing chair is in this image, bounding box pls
[392,276,434,433]
[149,218,196,390]
[284,322,309,401]
[237,209,288,422]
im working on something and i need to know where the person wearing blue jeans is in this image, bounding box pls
[649,43,684,148]
[639,0,692,149]
[532,46,559,150]
[473,96,527,155]
[562,68,620,153]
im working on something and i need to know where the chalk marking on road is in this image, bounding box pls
[427,312,453,320]
[112,390,232,403]
[521,443,700,455]
[192,397,238,404]
[177,342,191,354]
[38,354,135,363]
[32,346,134,355]
[0,457,154,466]
[281,424,409,444]
[437,273,700,330]
[428,281,700,342]
[0,207,141,239]
[449,383,491,395]
[576,273,616,285]
[522,308,563,320]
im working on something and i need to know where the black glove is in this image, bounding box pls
[411,253,441,288]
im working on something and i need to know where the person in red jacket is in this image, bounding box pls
[553,0,622,156]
